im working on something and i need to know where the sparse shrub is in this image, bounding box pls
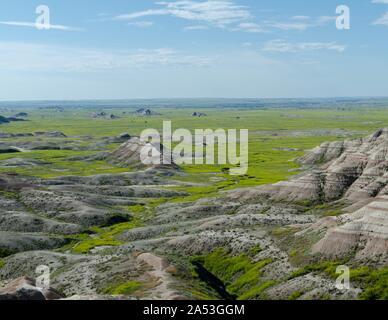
[0,248,16,258]
[288,290,304,300]
[104,281,143,296]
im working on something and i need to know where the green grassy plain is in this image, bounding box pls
[1,106,386,186]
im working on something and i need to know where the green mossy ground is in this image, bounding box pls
[103,281,144,296]
[71,218,143,254]
[351,267,388,300]
[191,248,275,300]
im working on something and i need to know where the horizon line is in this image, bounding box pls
[1,96,388,103]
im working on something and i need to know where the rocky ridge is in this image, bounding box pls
[228,129,388,263]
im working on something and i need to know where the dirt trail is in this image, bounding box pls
[136,253,183,300]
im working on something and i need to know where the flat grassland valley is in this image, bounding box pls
[0,98,386,300]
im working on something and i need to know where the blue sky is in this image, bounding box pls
[0,0,388,100]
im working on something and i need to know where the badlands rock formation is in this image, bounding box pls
[228,129,388,263]
[109,137,179,170]
[0,129,386,299]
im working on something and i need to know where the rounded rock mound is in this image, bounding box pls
[108,137,179,170]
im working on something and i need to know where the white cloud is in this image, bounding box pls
[126,48,212,67]
[113,1,338,34]
[371,0,388,26]
[0,21,82,31]
[236,22,265,33]
[264,15,336,31]
[128,21,154,28]
[268,22,310,31]
[115,1,252,27]
[291,15,310,20]
[0,42,213,72]
[317,16,336,24]
[373,12,388,25]
[266,15,336,31]
[115,1,270,33]
[263,39,346,53]
[184,25,209,30]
